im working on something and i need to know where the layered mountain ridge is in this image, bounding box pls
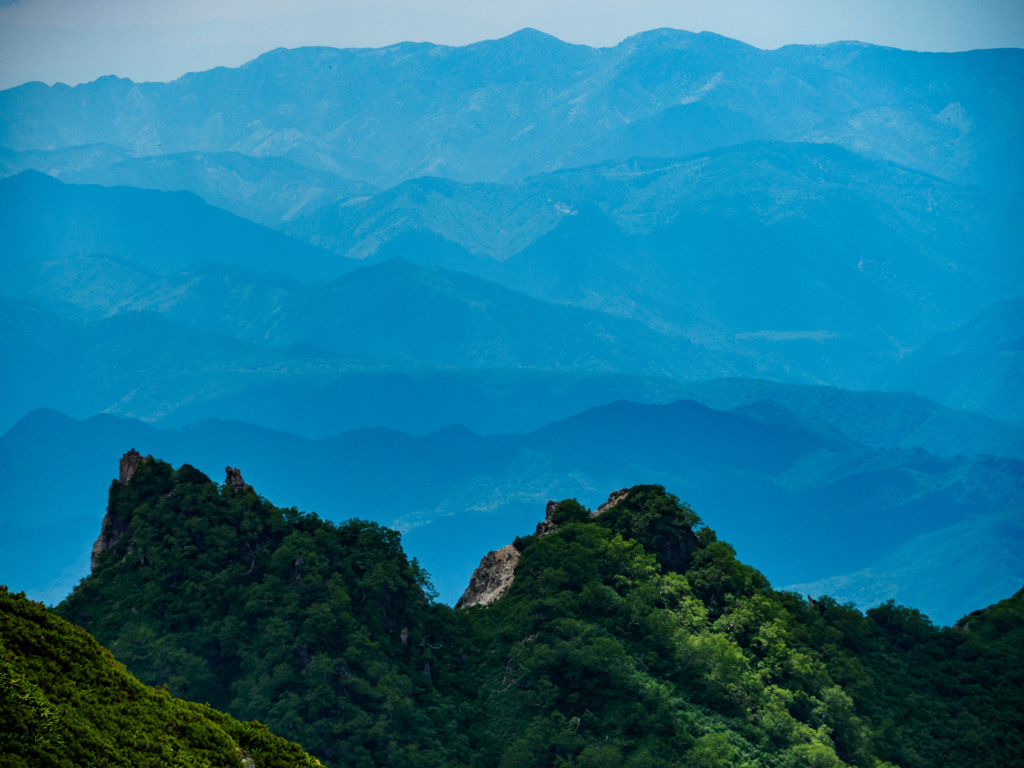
[1,27,1021,701]
[3,399,1021,625]
[3,29,1021,188]
[41,456,1024,768]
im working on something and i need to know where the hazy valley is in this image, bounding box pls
[1,24,1022,768]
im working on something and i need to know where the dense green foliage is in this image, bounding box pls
[57,458,469,768]
[0,585,320,768]
[54,462,1023,768]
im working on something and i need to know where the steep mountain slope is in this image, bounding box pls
[52,473,1024,768]
[2,30,1021,188]
[55,455,472,768]
[461,489,1024,768]
[3,402,1020,624]
[0,586,320,767]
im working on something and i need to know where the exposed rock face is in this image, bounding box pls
[225,466,252,494]
[90,512,129,572]
[459,544,521,608]
[534,500,560,537]
[595,488,629,516]
[461,489,632,608]
[118,448,149,485]
[459,487,701,608]
[94,450,149,570]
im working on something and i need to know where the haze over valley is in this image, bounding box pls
[2,26,1021,628]
[3,11,1024,765]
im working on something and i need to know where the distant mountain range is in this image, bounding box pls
[2,399,1020,624]
[1,29,1020,631]
[0,169,354,279]
[3,29,1021,188]
[2,163,1019,427]
[891,298,1024,425]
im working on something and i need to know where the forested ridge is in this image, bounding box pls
[32,458,1024,767]
[0,585,321,767]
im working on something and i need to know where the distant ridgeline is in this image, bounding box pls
[49,453,1024,768]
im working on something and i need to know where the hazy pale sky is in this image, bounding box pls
[1,0,1022,90]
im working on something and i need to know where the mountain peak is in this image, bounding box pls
[496,27,567,46]
[118,448,151,485]
[617,27,754,53]
[459,486,700,608]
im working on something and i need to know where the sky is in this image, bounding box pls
[1,0,1023,90]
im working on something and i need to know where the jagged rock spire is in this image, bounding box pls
[119,448,150,485]
[225,466,252,494]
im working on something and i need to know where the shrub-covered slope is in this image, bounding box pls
[0,586,320,768]
[467,490,1024,768]
[55,460,1024,768]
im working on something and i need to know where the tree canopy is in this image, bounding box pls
[49,459,1024,767]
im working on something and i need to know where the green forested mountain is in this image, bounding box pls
[55,456,473,767]
[0,586,320,767]
[53,457,1024,768]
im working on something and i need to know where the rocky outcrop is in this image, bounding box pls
[225,466,252,494]
[459,544,521,608]
[534,500,560,537]
[93,450,149,570]
[595,488,629,516]
[461,489,638,608]
[90,511,129,572]
[118,448,150,485]
[459,488,702,608]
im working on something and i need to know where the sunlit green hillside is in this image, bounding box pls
[0,586,320,767]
